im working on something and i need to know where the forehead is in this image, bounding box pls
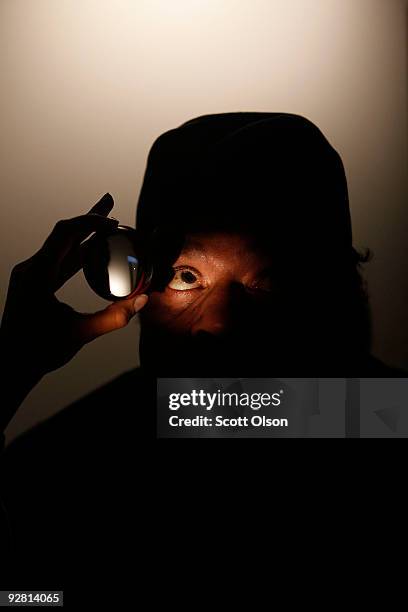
[178,231,270,261]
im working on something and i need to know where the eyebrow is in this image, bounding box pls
[176,247,275,281]
[179,241,208,259]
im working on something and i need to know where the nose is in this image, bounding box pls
[190,283,242,337]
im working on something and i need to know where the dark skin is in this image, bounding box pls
[0,194,148,431]
[140,230,279,374]
[144,231,275,333]
[1,199,279,429]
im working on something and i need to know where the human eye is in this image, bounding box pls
[168,266,203,291]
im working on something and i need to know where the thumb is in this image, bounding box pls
[77,294,148,344]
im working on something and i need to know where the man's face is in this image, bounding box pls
[139,230,287,374]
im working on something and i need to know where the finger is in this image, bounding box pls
[77,294,148,344]
[87,192,114,216]
[55,236,97,290]
[39,214,119,265]
[30,215,118,292]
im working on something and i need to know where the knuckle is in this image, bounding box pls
[11,260,29,276]
[114,306,131,328]
[54,219,69,232]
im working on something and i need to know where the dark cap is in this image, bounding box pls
[136,112,353,256]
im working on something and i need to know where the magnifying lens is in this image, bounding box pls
[83,225,153,301]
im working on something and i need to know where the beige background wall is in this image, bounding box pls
[1,0,407,442]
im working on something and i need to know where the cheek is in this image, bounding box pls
[142,288,198,329]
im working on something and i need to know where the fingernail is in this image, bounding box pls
[134,294,148,313]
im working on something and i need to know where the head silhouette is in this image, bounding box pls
[135,112,370,375]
